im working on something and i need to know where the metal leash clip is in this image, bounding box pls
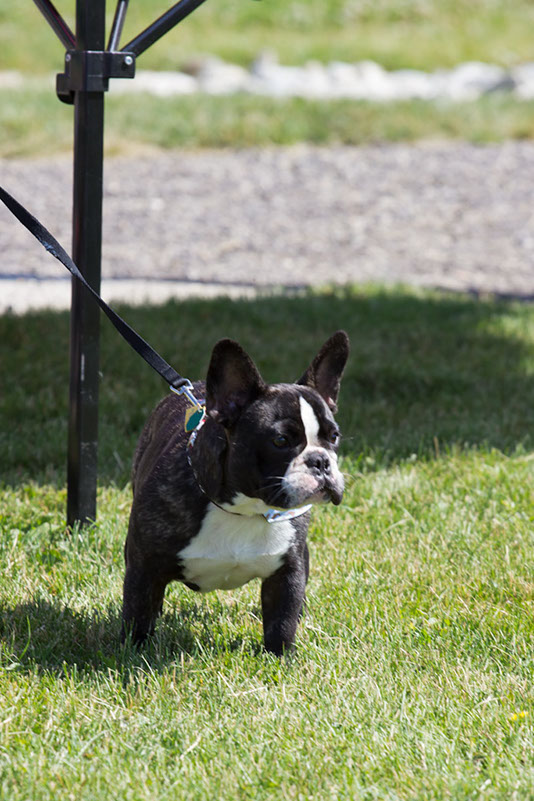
[169,380,206,432]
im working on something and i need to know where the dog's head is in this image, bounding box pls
[190,332,349,512]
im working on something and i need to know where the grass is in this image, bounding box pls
[1,285,534,798]
[2,0,534,73]
[2,3,533,793]
[2,1,534,156]
[2,88,534,158]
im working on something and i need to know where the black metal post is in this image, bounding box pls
[66,0,106,527]
[107,0,130,51]
[31,0,211,527]
[32,0,75,50]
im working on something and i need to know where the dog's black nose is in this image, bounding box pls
[305,450,331,475]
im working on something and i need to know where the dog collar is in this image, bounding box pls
[261,505,313,523]
[187,413,312,524]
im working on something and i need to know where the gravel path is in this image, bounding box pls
[1,142,534,312]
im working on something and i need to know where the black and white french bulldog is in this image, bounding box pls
[122,330,349,655]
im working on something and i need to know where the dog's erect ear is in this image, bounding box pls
[297,331,349,413]
[206,339,266,427]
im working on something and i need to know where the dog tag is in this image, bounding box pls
[185,405,206,433]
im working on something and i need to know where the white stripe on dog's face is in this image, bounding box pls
[299,396,320,446]
[279,394,344,507]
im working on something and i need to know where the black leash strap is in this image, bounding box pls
[0,185,189,392]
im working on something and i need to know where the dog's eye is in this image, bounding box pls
[329,431,340,446]
[272,435,290,448]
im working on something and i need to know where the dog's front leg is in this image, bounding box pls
[121,560,167,645]
[260,549,308,656]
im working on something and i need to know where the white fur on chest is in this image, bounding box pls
[178,503,295,592]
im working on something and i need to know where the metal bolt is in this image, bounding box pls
[124,55,133,67]
[65,53,71,63]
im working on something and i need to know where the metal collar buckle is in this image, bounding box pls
[263,505,312,523]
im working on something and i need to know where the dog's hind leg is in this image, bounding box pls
[121,561,167,645]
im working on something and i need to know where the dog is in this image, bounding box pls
[122,330,349,655]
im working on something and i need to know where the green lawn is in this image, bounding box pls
[2,1,534,156]
[1,286,534,798]
[2,4,533,795]
[2,0,534,73]
[2,88,534,158]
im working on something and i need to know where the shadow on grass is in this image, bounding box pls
[1,285,534,488]
[3,286,533,670]
[0,595,261,675]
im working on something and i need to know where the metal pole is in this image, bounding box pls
[107,0,130,51]
[67,0,106,527]
[122,0,207,58]
[32,0,210,526]
[32,0,76,50]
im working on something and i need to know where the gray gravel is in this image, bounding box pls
[1,142,534,312]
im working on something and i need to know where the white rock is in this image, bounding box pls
[0,70,24,89]
[512,63,534,99]
[0,58,529,102]
[249,54,312,97]
[197,57,249,95]
[327,61,360,95]
[299,61,333,99]
[351,61,394,100]
[390,69,438,101]
[440,61,513,101]
[111,69,196,96]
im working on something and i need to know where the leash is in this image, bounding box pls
[0,185,311,523]
[0,185,204,429]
